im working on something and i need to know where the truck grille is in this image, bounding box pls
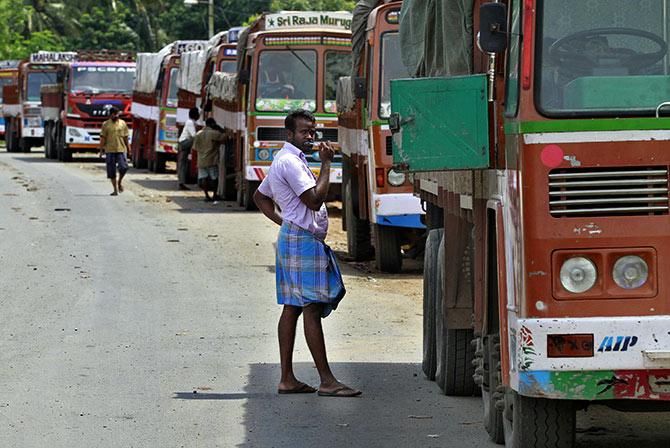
[256,127,338,142]
[549,167,669,217]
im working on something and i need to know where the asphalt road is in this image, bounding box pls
[0,151,669,448]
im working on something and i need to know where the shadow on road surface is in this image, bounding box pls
[174,362,490,448]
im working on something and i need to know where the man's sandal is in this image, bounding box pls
[317,386,362,397]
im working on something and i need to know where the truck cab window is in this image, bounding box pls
[325,51,351,113]
[26,72,57,102]
[255,50,317,112]
[167,67,179,107]
[380,32,410,118]
[72,66,135,95]
[537,0,670,116]
[504,0,522,117]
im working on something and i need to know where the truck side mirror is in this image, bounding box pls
[353,77,366,99]
[479,3,508,53]
[238,69,250,85]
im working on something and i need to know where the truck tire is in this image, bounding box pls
[374,224,402,273]
[43,123,51,158]
[435,234,478,396]
[238,179,258,211]
[5,121,14,152]
[344,178,373,261]
[482,335,504,444]
[503,391,576,448]
[422,228,443,380]
[19,137,30,153]
[155,153,166,173]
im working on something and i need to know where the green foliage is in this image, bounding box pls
[0,0,64,59]
[269,0,356,11]
[0,0,357,59]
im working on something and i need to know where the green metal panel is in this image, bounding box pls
[391,74,489,172]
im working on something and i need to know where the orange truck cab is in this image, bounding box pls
[40,50,135,162]
[207,11,353,209]
[337,0,424,273]
[131,40,207,172]
[391,0,670,446]
[3,52,76,153]
[0,60,20,140]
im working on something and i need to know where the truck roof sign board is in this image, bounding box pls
[173,41,208,55]
[0,60,21,69]
[265,12,353,31]
[30,52,78,63]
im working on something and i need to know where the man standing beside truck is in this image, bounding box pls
[193,118,224,202]
[253,109,361,398]
[99,107,130,196]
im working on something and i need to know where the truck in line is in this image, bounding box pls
[0,60,20,141]
[391,0,670,446]
[3,52,76,153]
[337,0,424,273]
[206,11,353,209]
[131,40,207,172]
[176,28,242,183]
[40,50,135,162]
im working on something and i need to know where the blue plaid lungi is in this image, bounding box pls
[276,221,346,318]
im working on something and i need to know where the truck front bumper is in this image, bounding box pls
[511,316,670,401]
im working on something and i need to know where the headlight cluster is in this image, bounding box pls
[27,117,42,127]
[68,127,82,137]
[559,254,649,293]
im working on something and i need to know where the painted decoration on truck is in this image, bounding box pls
[255,98,316,112]
[518,325,536,371]
[518,369,670,401]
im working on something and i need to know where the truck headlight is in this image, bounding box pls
[387,169,406,186]
[560,257,597,293]
[68,127,82,137]
[257,149,270,161]
[612,255,648,289]
[28,117,42,127]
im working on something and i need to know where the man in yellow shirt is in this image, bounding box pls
[193,118,224,202]
[99,107,130,196]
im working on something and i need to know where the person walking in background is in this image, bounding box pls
[193,117,224,202]
[177,107,199,190]
[253,109,361,398]
[99,106,130,196]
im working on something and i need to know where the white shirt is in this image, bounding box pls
[179,119,197,142]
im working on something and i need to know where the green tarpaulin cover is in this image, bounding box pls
[399,0,474,78]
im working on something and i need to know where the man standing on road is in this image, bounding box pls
[99,106,130,196]
[193,118,224,202]
[177,107,199,190]
[253,109,361,398]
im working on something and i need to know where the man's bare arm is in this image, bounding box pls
[299,142,334,211]
[254,190,283,226]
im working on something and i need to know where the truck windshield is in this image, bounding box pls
[256,50,316,112]
[325,51,351,113]
[219,61,236,73]
[27,72,58,102]
[537,0,670,116]
[167,67,179,107]
[380,32,410,118]
[0,76,14,101]
[71,66,135,94]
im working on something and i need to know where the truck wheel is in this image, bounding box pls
[422,228,443,380]
[43,123,51,158]
[374,224,402,273]
[220,163,236,200]
[155,153,166,173]
[5,121,13,152]
[238,180,258,211]
[482,335,504,444]
[61,147,72,162]
[344,179,373,261]
[148,158,156,172]
[435,234,478,396]
[503,390,575,448]
[19,137,30,153]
